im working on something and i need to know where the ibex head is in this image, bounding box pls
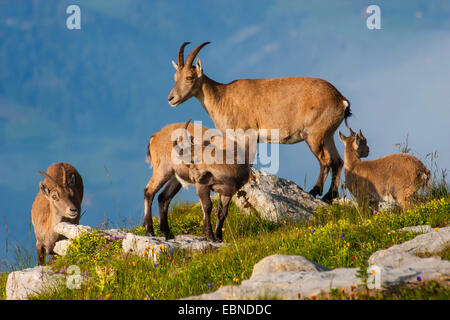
[38,167,80,220]
[168,42,210,107]
[338,128,370,159]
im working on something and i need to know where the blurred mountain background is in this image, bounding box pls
[1,0,449,267]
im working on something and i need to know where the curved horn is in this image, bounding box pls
[178,42,191,68]
[348,126,356,136]
[61,165,67,185]
[39,171,60,188]
[184,42,210,68]
[183,119,193,146]
[172,119,192,150]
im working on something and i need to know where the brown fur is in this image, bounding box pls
[168,42,351,201]
[144,122,252,241]
[31,162,83,265]
[338,129,430,209]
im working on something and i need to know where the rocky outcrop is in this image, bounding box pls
[5,266,64,300]
[233,168,326,223]
[399,225,435,234]
[186,255,361,300]
[186,226,450,300]
[6,223,226,300]
[6,224,449,300]
[52,222,225,262]
[368,226,450,286]
[251,254,329,277]
[52,222,128,256]
[122,233,225,263]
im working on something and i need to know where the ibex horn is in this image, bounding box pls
[348,126,356,136]
[184,42,210,67]
[38,171,61,188]
[178,42,191,68]
[61,166,67,185]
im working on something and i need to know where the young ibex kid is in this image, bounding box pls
[338,128,430,209]
[144,120,254,242]
[31,162,84,265]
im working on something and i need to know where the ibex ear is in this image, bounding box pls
[40,182,50,200]
[355,133,361,146]
[195,58,203,77]
[171,60,178,71]
[68,174,75,188]
[338,130,346,142]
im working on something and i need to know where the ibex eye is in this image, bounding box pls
[52,195,58,200]
[186,76,194,81]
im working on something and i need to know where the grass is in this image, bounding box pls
[8,194,445,300]
[0,273,7,300]
[328,280,450,300]
[1,169,448,300]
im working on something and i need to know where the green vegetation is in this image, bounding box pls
[1,169,448,300]
[5,195,444,300]
[0,273,8,300]
[328,280,450,300]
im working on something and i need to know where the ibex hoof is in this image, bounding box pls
[164,233,175,240]
[309,186,322,197]
[322,190,338,202]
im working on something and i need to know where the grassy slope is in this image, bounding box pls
[1,196,449,300]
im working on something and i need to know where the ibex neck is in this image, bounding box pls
[344,148,361,170]
[195,75,228,131]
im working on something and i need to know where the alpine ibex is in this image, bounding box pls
[31,162,84,265]
[144,120,253,241]
[168,42,351,201]
[338,128,430,209]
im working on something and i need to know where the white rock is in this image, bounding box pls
[233,168,327,223]
[6,266,64,300]
[399,225,434,234]
[102,228,127,240]
[53,222,93,239]
[251,254,329,277]
[53,239,71,256]
[369,226,450,263]
[186,227,450,300]
[187,265,361,300]
[122,233,225,262]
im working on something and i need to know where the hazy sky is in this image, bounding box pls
[0,0,449,266]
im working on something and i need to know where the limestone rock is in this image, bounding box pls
[399,225,434,234]
[53,239,71,256]
[6,266,64,300]
[122,233,225,262]
[186,227,450,300]
[53,222,93,239]
[233,168,326,223]
[251,254,329,277]
[369,226,450,264]
[187,262,361,300]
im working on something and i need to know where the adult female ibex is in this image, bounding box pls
[168,42,351,201]
[144,120,253,241]
[31,162,84,265]
[338,128,430,209]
